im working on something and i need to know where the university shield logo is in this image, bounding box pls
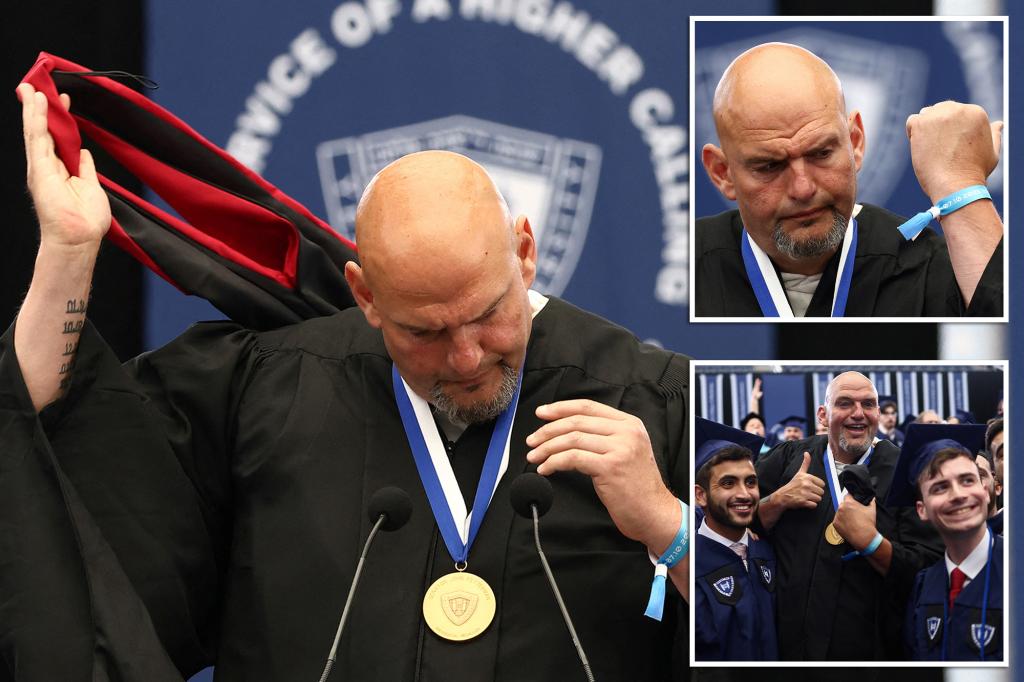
[760,565,772,584]
[315,115,602,296]
[926,616,941,641]
[713,576,735,598]
[971,623,996,649]
[441,590,479,626]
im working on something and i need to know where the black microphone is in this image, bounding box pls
[510,473,595,682]
[318,487,412,682]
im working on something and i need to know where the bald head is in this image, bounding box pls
[354,151,515,295]
[819,371,880,462]
[713,43,846,143]
[824,371,876,407]
[700,43,864,276]
[343,151,537,417]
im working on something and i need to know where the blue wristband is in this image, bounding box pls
[644,498,689,621]
[898,185,991,241]
[841,532,884,562]
[861,532,884,556]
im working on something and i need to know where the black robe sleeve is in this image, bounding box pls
[0,320,259,681]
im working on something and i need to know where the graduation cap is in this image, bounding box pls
[20,53,358,331]
[780,415,807,429]
[695,417,765,474]
[878,396,898,410]
[953,409,976,424]
[886,423,988,506]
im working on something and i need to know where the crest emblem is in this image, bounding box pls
[441,590,479,626]
[315,115,601,296]
[926,616,941,641]
[971,623,996,649]
[713,576,735,597]
[760,565,772,584]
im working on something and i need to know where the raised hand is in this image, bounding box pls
[525,399,679,550]
[906,100,1003,203]
[18,83,110,250]
[775,451,825,510]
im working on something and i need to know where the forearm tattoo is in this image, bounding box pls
[58,298,87,390]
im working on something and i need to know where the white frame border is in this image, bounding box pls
[688,358,1010,667]
[687,16,1010,324]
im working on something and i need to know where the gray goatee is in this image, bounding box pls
[430,364,518,424]
[773,208,847,260]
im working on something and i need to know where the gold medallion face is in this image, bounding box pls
[825,521,844,546]
[422,571,496,641]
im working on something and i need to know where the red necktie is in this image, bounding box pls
[949,567,967,610]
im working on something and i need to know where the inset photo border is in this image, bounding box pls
[689,360,1008,667]
[688,16,1008,323]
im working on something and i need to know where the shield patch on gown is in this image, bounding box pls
[441,590,479,626]
[971,623,996,649]
[926,617,941,641]
[713,576,735,597]
[760,565,772,584]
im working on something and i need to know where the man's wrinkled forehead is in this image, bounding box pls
[713,42,846,142]
[827,373,878,406]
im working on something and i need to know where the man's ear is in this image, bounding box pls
[848,110,866,173]
[915,500,929,523]
[702,143,736,201]
[694,484,708,508]
[514,215,537,288]
[344,261,382,328]
[816,405,828,432]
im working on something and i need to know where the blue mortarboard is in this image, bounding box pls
[953,409,976,424]
[879,396,898,409]
[886,423,988,506]
[695,417,765,474]
[780,415,808,429]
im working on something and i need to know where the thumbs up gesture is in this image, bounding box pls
[775,452,826,510]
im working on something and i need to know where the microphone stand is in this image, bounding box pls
[531,504,596,682]
[318,513,387,682]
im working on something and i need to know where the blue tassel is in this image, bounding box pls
[644,572,667,621]
[897,210,935,241]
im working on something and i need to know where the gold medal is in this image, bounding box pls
[422,570,496,641]
[825,521,844,546]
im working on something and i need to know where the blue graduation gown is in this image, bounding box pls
[905,534,1003,661]
[694,533,778,660]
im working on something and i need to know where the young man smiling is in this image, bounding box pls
[693,418,777,661]
[890,424,1004,661]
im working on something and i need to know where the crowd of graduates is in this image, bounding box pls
[694,372,1005,663]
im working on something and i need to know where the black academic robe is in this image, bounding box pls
[694,204,1003,317]
[988,509,1004,536]
[905,534,1003,661]
[754,436,943,661]
[0,297,689,681]
[694,533,778,661]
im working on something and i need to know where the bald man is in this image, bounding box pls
[753,371,942,660]
[696,42,1003,318]
[3,85,689,680]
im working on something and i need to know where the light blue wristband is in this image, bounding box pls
[861,532,884,557]
[897,184,992,240]
[842,532,884,562]
[643,498,689,621]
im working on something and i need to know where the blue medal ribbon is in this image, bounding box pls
[392,364,524,564]
[741,218,857,317]
[823,444,873,513]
